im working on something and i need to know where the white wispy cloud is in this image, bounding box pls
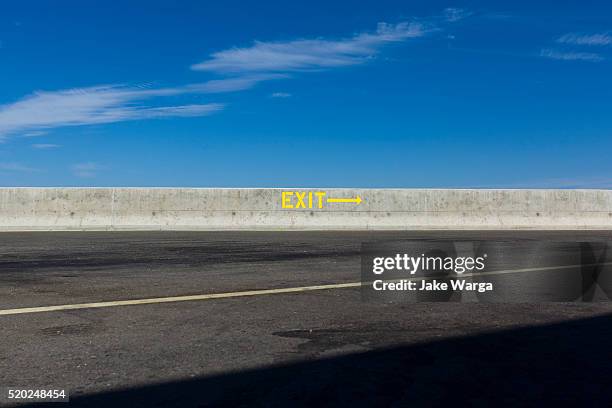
[443,8,473,22]
[31,143,60,149]
[22,130,48,138]
[0,162,40,172]
[0,84,225,139]
[186,74,287,93]
[191,21,428,74]
[71,162,105,178]
[540,48,603,62]
[0,13,460,141]
[270,92,292,98]
[557,32,612,46]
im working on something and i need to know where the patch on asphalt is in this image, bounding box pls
[40,323,98,336]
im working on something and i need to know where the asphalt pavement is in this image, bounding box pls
[2,231,612,407]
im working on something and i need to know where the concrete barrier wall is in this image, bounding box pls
[0,188,611,230]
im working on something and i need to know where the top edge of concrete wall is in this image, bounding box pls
[1,187,611,191]
[0,188,611,231]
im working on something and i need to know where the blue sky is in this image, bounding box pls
[1,0,611,187]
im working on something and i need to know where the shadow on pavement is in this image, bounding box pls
[37,313,612,407]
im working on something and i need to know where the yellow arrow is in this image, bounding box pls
[327,196,362,204]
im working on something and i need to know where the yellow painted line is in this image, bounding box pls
[0,282,362,316]
[1,262,610,316]
[327,196,362,204]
